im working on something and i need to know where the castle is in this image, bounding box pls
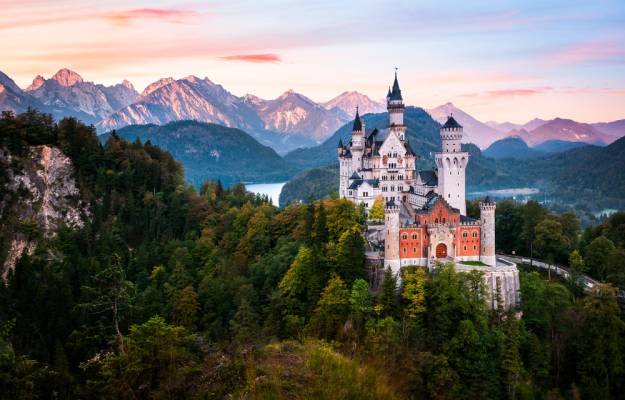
[338,73,518,308]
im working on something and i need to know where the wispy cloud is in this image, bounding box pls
[219,54,282,63]
[0,7,203,30]
[544,38,625,66]
[461,87,553,99]
[106,8,203,25]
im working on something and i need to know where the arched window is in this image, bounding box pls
[462,232,468,238]
[413,247,417,253]
[472,231,478,238]
[403,247,407,253]
[402,233,408,240]
[412,233,417,240]
[435,218,439,224]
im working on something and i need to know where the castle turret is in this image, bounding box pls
[384,199,401,275]
[435,115,469,215]
[350,107,365,172]
[387,71,405,127]
[480,197,496,266]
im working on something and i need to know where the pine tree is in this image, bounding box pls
[172,286,200,329]
[335,226,366,284]
[378,267,398,317]
[229,298,260,344]
[501,311,522,399]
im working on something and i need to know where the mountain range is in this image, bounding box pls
[2,68,624,154]
[1,69,394,154]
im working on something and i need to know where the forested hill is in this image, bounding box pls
[1,111,625,399]
[104,120,296,187]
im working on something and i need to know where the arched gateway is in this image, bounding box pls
[435,243,447,258]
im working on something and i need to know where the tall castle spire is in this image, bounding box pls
[352,105,362,131]
[387,68,405,128]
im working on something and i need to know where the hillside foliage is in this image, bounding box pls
[0,111,624,399]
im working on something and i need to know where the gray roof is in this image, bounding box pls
[390,72,402,101]
[352,108,362,131]
[442,115,462,130]
[348,180,362,190]
[418,170,438,186]
[460,215,477,223]
[350,171,361,180]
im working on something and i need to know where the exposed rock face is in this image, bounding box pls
[0,145,86,279]
[25,68,139,123]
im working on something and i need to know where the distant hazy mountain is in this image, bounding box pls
[592,119,625,138]
[428,102,504,148]
[104,120,296,187]
[486,118,547,133]
[25,68,138,124]
[514,118,613,146]
[483,137,538,159]
[322,91,385,116]
[533,140,588,153]
[484,136,588,159]
[244,89,350,143]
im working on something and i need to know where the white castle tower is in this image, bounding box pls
[435,116,469,215]
[480,197,496,266]
[350,107,365,172]
[384,199,401,274]
[387,71,406,141]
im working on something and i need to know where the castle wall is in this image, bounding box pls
[480,202,496,266]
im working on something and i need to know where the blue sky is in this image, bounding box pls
[2,0,624,122]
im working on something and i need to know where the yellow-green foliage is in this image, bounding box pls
[368,196,385,221]
[240,340,400,400]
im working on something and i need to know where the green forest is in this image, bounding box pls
[1,111,625,399]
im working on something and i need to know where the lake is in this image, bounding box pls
[246,182,287,207]
[468,187,540,200]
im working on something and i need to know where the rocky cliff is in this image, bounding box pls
[0,145,86,278]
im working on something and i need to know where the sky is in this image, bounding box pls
[1,0,625,123]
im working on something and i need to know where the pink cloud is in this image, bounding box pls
[461,87,552,99]
[219,54,282,63]
[545,39,625,66]
[107,8,202,25]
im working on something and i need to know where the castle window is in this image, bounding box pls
[435,218,439,224]
[349,191,352,195]
[463,232,468,238]
[442,218,446,223]
[403,247,407,253]
[472,232,478,238]
[473,246,477,250]
[464,246,467,251]
[402,233,408,240]
[413,247,416,252]
[412,234,417,240]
